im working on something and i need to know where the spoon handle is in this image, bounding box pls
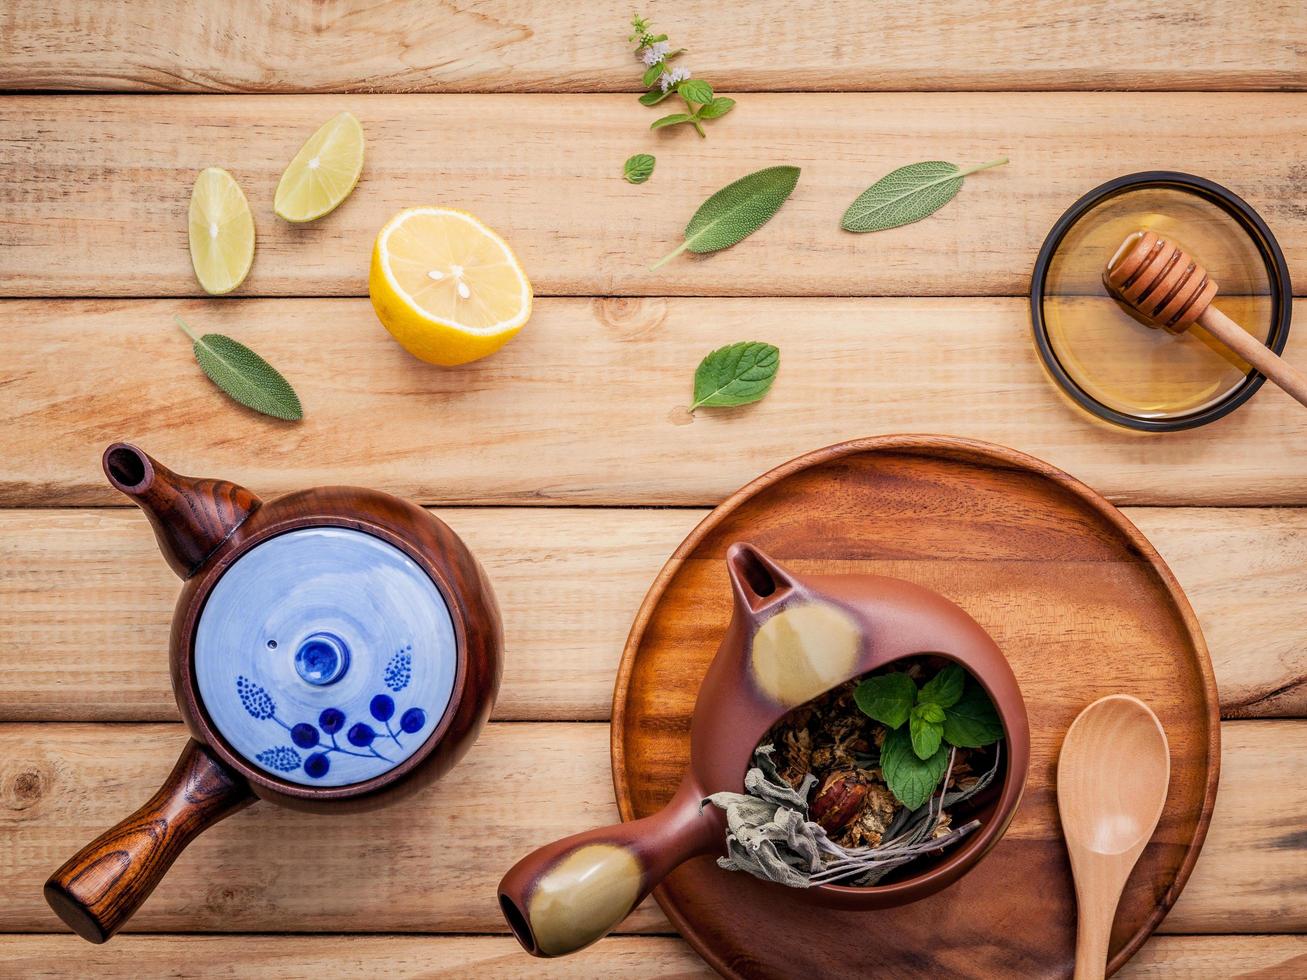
[1072,887,1113,980]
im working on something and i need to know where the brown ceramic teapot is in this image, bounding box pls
[45,443,502,943]
[499,543,1029,957]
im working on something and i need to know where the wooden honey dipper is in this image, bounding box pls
[1105,230,1307,409]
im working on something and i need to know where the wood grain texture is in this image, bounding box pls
[5,298,1307,508]
[613,439,1217,978]
[2,95,1304,298]
[0,720,1300,935]
[2,1,1304,94]
[3,503,1305,724]
[1,934,1304,979]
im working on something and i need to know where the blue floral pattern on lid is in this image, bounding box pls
[193,527,457,787]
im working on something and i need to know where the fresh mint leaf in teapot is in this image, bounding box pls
[841,158,1008,233]
[880,727,949,810]
[942,681,1005,747]
[652,165,800,269]
[690,341,779,412]
[629,14,734,137]
[854,662,1002,808]
[174,316,303,421]
[852,672,915,728]
[623,153,656,184]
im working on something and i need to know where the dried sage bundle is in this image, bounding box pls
[702,743,1001,889]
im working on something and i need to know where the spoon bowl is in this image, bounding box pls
[1057,695,1169,979]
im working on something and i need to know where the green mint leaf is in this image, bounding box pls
[918,702,946,724]
[880,727,949,810]
[853,672,916,729]
[175,316,302,421]
[651,165,800,269]
[841,157,1007,234]
[641,62,665,88]
[697,96,735,120]
[678,79,713,104]
[650,112,694,131]
[689,341,779,412]
[647,33,668,43]
[909,704,945,759]
[639,89,674,106]
[942,681,1004,748]
[919,664,965,709]
[623,153,656,184]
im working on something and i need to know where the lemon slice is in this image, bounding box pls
[274,111,365,223]
[188,167,255,295]
[369,208,533,366]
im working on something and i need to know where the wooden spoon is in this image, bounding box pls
[1104,229,1307,409]
[1057,695,1170,980]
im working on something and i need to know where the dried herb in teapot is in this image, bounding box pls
[702,658,1004,889]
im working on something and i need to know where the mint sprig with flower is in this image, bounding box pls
[629,14,734,138]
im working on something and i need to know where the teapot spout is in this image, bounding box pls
[103,443,261,579]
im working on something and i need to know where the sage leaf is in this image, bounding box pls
[909,704,945,760]
[175,316,302,421]
[690,341,779,412]
[678,79,713,104]
[652,165,800,269]
[639,89,674,106]
[651,112,695,131]
[942,681,1004,748]
[697,96,735,120]
[881,727,949,810]
[854,672,916,729]
[623,153,656,184]
[919,663,965,709]
[841,157,1007,233]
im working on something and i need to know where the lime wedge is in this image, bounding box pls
[274,111,365,223]
[188,167,255,295]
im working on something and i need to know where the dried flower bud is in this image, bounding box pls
[809,771,868,834]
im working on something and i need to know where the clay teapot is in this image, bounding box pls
[499,544,1029,957]
[45,444,502,943]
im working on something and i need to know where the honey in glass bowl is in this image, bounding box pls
[1032,174,1291,431]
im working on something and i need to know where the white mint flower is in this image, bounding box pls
[640,41,670,65]
[659,66,691,92]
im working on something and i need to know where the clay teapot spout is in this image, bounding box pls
[103,443,261,578]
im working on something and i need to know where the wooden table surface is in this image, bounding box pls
[2,2,1306,976]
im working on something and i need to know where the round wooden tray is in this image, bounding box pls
[612,436,1219,979]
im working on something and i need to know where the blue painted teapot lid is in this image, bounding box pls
[194,527,457,787]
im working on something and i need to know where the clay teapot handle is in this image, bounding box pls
[497,778,719,957]
[44,739,254,943]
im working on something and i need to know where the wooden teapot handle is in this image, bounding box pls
[44,739,255,943]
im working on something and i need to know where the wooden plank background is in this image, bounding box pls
[2,2,1305,977]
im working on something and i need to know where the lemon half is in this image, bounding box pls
[274,111,365,223]
[369,208,532,366]
[188,167,255,295]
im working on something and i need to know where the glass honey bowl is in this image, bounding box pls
[1031,172,1292,431]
